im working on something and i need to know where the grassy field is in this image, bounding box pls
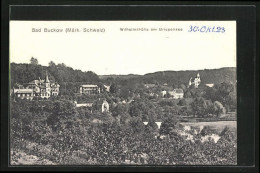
[181,121,237,134]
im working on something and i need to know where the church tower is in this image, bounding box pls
[45,71,51,96]
[45,71,50,87]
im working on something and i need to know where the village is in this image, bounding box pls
[10,71,206,109]
[10,64,237,165]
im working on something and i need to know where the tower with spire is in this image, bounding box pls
[45,71,50,87]
[44,71,51,96]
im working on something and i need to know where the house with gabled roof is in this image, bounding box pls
[168,88,184,99]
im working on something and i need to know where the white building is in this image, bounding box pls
[205,83,214,87]
[104,85,110,92]
[79,84,100,95]
[13,72,60,99]
[168,89,184,99]
[161,90,167,97]
[188,73,201,88]
[102,100,109,112]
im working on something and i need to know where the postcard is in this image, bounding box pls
[9,20,237,165]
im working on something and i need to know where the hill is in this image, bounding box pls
[141,67,236,85]
[99,67,236,86]
[99,74,141,80]
[10,62,236,92]
[10,63,100,92]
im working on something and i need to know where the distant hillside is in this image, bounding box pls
[99,74,141,80]
[11,62,236,89]
[99,67,236,86]
[10,63,100,87]
[141,67,236,85]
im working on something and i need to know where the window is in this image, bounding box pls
[17,94,20,97]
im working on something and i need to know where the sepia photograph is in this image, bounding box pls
[9,20,237,165]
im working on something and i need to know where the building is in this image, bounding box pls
[205,83,214,88]
[168,89,184,99]
[188,73,201,88]
[79,84,100,95]
[161,90,167,97]
[104,85,110,92]
[26,72,60,98]
[13,88,34,100]
[144,84,156,88]
[73,100,93,108]
[74,99,109,113]
[12,72,60,99]
[101,100,109,112]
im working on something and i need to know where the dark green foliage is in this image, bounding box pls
[10,62,237,165]
[10,62,100,90]
[129,98,158,121]
[30,57,39,65]
[10,99,236,165]
[159,100,176,107]
[110,83,118,94]
[133,67,236,86]
[111,103,129,117]
[204,82,236,112]
[178,98,187,106]
[191,97,215,117]
[200,126,217,136]
[160,116,182,135]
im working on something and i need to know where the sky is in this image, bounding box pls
[10,21,236,75]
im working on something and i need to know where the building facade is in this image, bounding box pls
[79,84,100,95]
[188,73,201,88]
[13,88,34,100]
[168,89,184,99]
[12,72,60,99]
[101,100,109,112]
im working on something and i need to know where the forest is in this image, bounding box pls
[10,58,237,165]
[10,98,236,165]
[10,57,236,95]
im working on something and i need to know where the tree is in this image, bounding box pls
[110,83,118,94]
[205,82,235,112]
[179,84,187,92]
[30,57,38,65]
[160,116,181,135]
[111,103,129,117]
[47,100,78,131]
[49,61,56,67]
[184,91,192,98]
[128,116,145,134]
[213,101,226,117]
[191,97,206,117]
[200,126,216,136]
[178,98,187,106]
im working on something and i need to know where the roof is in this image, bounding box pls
[76,103,93,107]
[174,89,184,94]
[80,84,98,88]
[205,84,214,87]
[14,89,33,94]
[144,84,156,87]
